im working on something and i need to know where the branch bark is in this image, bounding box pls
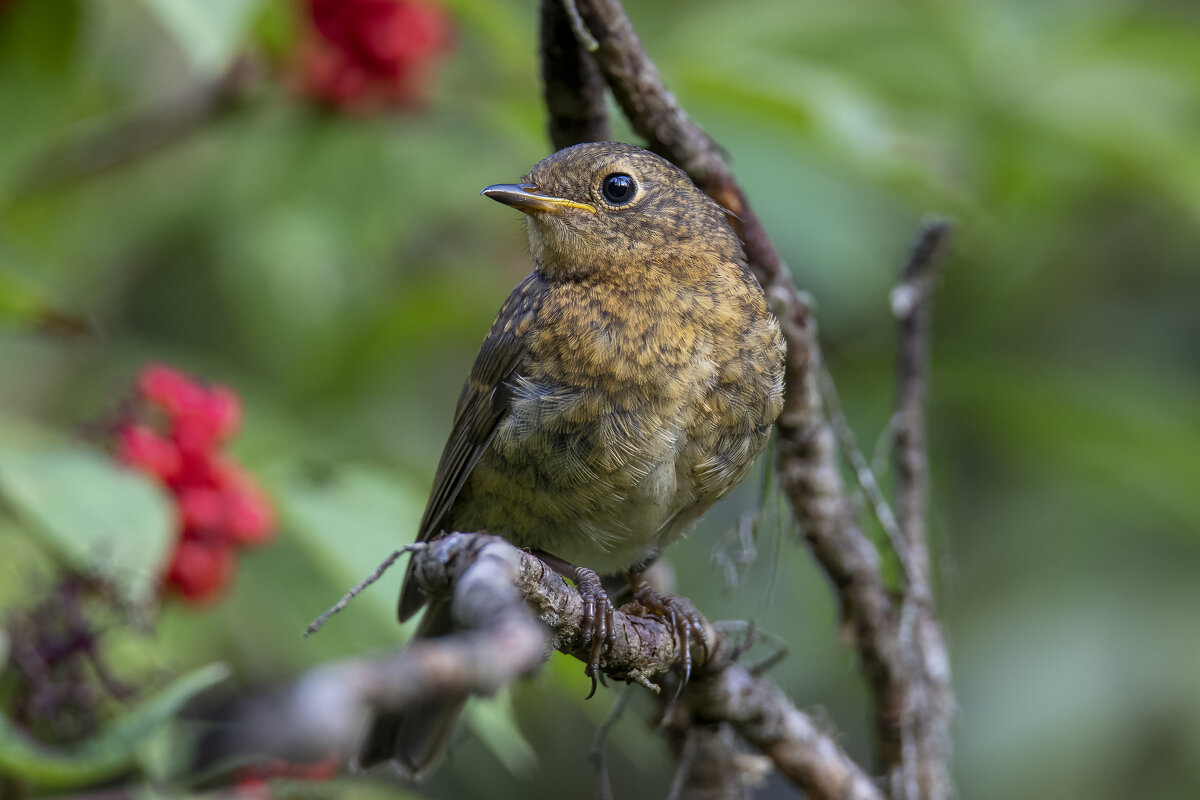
[886,221,956,799]
[539,0,611,149]
[542,2,956,797]
[220,534,879,799]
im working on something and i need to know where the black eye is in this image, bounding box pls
[601,173,636,205]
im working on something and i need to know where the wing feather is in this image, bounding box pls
[397,273,543,620]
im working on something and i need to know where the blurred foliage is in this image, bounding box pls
[1,0,1198,798]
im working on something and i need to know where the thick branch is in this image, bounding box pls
[224,535,877,799]
[692,665,883,800]
[539,0,611,149]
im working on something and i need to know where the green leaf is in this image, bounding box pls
[138,0,264,77]
[0,663,229,789]
[0,447,175,605]
[271,463,426,631]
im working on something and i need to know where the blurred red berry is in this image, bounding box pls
[205,385,243,440]
[235,753,339,798]
[166,539,236,603]
[213,460,277,545]
[177,486,226,533]
[225,486,276,545]
[297,0,453,112]
[117,425,182,481]
[137,363,205,419]
[114,363,275,606]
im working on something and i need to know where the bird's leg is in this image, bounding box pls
[624,570,710,690]
[532,549,615,698]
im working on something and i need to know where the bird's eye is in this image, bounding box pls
[601,173,636,205]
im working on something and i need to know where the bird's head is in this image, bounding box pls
[482,142,743,282]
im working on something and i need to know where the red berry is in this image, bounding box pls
[226,485,276,545]
[137,364,205,419]
[177,486,226,533]
[166,539,236,603]
[300,0,452,111]
[205,385,243,441]
[170,385,243,455]
[117,424,182,481]
[193,457,276,545]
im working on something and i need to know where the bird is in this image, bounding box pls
[358,141,786,778]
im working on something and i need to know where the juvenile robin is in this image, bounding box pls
[360,141,785,777]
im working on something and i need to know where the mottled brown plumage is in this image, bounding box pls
[361,142,785,778]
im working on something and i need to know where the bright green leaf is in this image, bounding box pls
[271,463,426,631]
[0,447,175,605]
[138,0,263,77]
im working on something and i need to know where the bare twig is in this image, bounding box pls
[891,218,954,591]
[887,220,956,799]
[664,725,701,800]
[589,685,633,800]
[819,365,912,583]
[305,546,421,637]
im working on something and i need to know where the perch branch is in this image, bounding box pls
[223,534,878,799]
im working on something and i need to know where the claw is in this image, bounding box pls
[625,570,708,692]
[535,550,618,696]
[573,565,615,698]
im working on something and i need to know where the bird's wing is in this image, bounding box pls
[397,272,543,621]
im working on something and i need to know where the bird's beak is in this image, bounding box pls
[481,183,595,214]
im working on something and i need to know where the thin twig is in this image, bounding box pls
[589,685,633,800]
[664,726,699,800]
[887,219,956,799]
[562,0,600,51]
[891,218,954,591]
[304,546,422,637]
[819,364,913,584]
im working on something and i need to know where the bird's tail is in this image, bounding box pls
[357,599,468,778]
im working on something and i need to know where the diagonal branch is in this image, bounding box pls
[425,534,883,800]
[545,2,956,797]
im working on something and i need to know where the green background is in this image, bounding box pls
[1,0,1199,797]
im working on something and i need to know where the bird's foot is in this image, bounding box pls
[572,566,615,699]
[532,550,614,698]
[625,571,709,691]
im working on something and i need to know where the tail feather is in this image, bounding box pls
[358,599,467,778]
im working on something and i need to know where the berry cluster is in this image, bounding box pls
[235,754,339,797]
[296,0,453,112]
[116,365,275,604]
